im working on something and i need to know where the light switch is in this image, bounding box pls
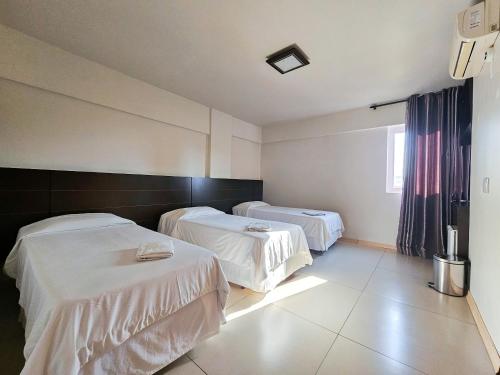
[483,177,490,193]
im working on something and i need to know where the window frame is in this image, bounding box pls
[386,124,406,194]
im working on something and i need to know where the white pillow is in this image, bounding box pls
[181,206,224,219]
[4,213,135,279]
[15,213,134,242]
[158,207,224,235]
[232,201,269,216]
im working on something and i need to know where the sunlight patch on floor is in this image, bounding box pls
[226,275,327,321]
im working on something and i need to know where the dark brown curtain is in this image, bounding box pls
[397,81,472,258]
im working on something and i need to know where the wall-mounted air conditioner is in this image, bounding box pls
[450,0,500,79]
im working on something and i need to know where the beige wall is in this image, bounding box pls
[231,137,261,180]
[469,46,500,351]
[209,110,262,179]
[0,78,208,176]
[209,109,233,178]
[261,104,405,245]
[0,24,261,179]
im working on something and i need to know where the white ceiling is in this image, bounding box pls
[0,0,471,126]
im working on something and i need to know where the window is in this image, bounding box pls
[386,124,405,193]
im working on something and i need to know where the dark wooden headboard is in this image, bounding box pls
[0,167,262,261]
[192,177,263,214]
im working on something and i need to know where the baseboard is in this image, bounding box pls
[466,292,500,374]
[339,237,396,252]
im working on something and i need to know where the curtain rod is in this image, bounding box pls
[369,97,409,110]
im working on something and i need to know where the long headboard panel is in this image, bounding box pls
[0,168,51,262]
[49,170,191,229]
[192,177,263,213]
[0,167,263,260]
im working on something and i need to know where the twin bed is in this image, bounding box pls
[5,214,228,375]
[5,201,342,374]
[233,201,344,251]
[158,206,312,292]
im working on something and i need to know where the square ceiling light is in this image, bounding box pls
[266,45,309,74]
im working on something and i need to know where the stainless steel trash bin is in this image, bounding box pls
[432,254,469,297]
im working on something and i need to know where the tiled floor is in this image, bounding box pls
[1,243,494,374]
[162,242,494,375]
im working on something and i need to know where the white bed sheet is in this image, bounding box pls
[4,215,229,375]
[158,210,312,292]
[241,205,344,251]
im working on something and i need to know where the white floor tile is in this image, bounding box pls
[365,268,474,323]
[189,300,336,375]
[274,280,360,332]
[297,243,384,290]
[317,336,422,375]
[378,252,433,280]
[341,293,492,375]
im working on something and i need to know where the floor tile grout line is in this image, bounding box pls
[375,265,433,283]
[338,334,428,375]
[298,274,366,293]
[313,333,339,375]
[186,353,208,375]
[335,249,384,335]
[226,298,342,375]
[313,247,384,374]
[271,303,341,335]
[229,278,364,335]
[376,252,433,280]
[361,251,385,293]
[339,250,485,375]
[371,253,476,326]
[194,247,468,375]
[337,291,363,334]
[362,288,476,326]
[289,271,368,293]
[297,265,378,292]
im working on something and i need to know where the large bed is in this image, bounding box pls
[233,202,344,251]
[158,207,312,292]
[4,213,229,375]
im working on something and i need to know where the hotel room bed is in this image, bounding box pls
[233,202,344,251]
[3,213,229,375]
[158,207,312,292]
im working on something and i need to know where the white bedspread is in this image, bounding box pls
[241,205,344,251]
[159,209,312,292]
[4,214,229,375]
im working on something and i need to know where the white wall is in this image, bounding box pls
[0,24,261,179]
[262,104,405,245]
[209,109,233,178]
[209,111,262,179]
[231,117,261,180]
[0,78,207,176]
[469,46,500,353]
[231,137,261,180]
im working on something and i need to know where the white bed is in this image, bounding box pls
[158,207,312,293]
[3,213,229,375]
[233,202,344,251]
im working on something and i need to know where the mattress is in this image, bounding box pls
[4,213,229,375]
[158,208,312,292]
[234,203,344,251]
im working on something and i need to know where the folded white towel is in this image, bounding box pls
[246,222,272,232]
[136,240,175,261]
[302,211,326,216]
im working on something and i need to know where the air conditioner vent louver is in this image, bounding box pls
[449,0,500,79]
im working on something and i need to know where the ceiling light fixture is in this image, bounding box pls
[266,45,309,74]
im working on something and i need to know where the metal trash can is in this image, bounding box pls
[432,254,469,297]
